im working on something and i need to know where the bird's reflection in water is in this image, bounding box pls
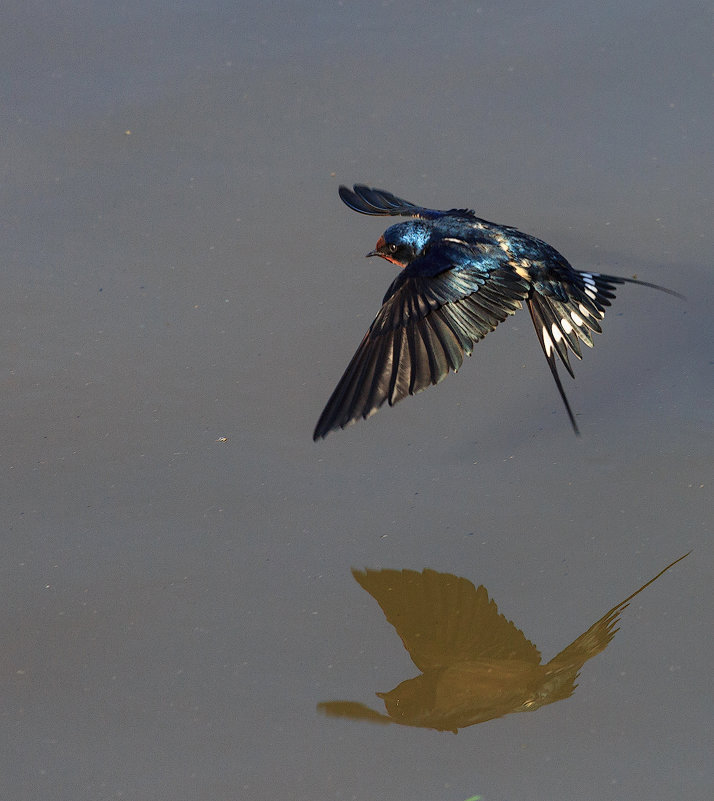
[318,554,688,733]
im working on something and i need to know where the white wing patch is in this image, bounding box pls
[580,273,606,309]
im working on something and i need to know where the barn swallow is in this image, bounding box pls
[313,184,681,440]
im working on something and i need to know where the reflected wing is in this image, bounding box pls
[352,568,542,672]
[313,245,528,440]
[527,266,682,434]
[546,553,690,673]
[317,700,392,725]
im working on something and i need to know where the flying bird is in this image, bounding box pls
[313,184,680,440]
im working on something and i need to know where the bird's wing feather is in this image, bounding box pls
[339,184,445,219]
[339,184,491,223]
[313,245,528,439]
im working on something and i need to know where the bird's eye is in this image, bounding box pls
[387,243,398,253]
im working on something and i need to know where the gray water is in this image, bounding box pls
[1,2,711,799]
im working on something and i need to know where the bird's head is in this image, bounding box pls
[367,221,431,267]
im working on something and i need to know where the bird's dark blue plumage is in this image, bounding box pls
[313,184,680,440]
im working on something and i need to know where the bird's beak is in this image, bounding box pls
[366,235,386,259]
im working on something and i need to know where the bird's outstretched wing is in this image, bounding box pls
[339,184,479,221]
[526,267,682,434]
[313,242,529,440]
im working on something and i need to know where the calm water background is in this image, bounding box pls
[1,2,711,799]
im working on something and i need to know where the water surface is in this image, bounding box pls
[1,2,711,799]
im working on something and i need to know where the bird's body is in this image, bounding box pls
[313,184,678,440]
